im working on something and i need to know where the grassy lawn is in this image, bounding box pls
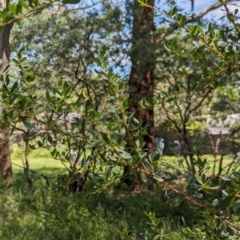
[2,147,236,240]
[4,126,238,234]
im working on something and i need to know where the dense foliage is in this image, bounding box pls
[1,0,240,239]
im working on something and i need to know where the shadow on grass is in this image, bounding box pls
[0,172,204,240]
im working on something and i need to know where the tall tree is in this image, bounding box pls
[122,0,234,187]
[122,0,156,189]
[129,0,233,149]
[0,0,13,181]
[129,0,155,151]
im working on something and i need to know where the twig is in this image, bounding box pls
[160,180,240,233]
[24,130,33,190]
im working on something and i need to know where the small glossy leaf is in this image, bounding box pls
[46,90,51,102]
[47,135,53,144]
[219,175,233,181]
[195,174,203,184]
[118,149,131,160]
[32,0,38,7]
[209,185,220,190]
[16,4,22,14]
[152,151,160,161]
[100,132,110,144]
[62,0,80,4]
[8,4,16,15]
[100,45,107,58]
[153,175,164,182]
[19,0,28,9]
[212,199,219,207]
[26,75,35,82]
[37,140,43,147]
[153,235,160,240]
[21,117,32,130]
[140,172,148,182]
[11,81,18,93]
[135,139,140,147]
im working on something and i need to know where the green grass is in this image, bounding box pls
[0,148,212,240]
[11,142,239,179]
[160,154,240,176]
[5,146,239,240]
[12,157,66,174]
[0,181,202,240]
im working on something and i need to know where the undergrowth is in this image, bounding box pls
[0,164,206,240]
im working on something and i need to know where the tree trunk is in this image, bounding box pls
[0,0,13,182]
[123,1,227,190]
[123,0,156,190]
[129,0,155,151]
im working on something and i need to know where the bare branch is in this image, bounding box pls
[188,88,213,117]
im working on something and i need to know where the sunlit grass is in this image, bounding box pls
[2,147,238,239]
[158,155,240,183]
[11,142,240,178]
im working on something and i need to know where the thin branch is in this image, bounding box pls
[160,180,240,233]
[188,88,213,116]
[24,130,33,190]
[156,1,230,44]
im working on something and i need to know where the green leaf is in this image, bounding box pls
[62,84,71,98]
[85,142,101,149]
[140,172,148,182]
[219,175,233,181]
[219,195,234,210]
[153,175,164,182]
[21,117,32,130]
[28,0,33,7]
[18,0,28,9]
[26,75,35,82]
[46,90,51,102]
[181,15,186,26]
[212,199,219,207]
[195,174,203,184]
[37,140,43,147]
[166,97,174,102]
[16,4,22,15]
[32,0,38,7]
[29,144,35,149]
[102,61,107,69]
[153,235,160,240]
[132,117,139,125]
[100,132,110,144]
[8,4,16,15]
[168,6,177,17]
[11,81,18,93]
[62,0,80,4]
[152,151,160,161]
[209,185,220,190]
[47,135,53,144]
[100,45,107,58]
[117,148,131,160]
[135,139,140,147]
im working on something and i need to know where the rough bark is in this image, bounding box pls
[129,0,156,151]
[123,0,230,190]
[123,0,156,190]
[0,0,13,182]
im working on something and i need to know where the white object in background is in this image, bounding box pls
[69,149,77,162]
[156,137,165,156]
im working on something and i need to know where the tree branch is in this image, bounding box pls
[156,1,230,44]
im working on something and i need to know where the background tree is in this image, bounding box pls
[122,0,234,188]
[0,0,13,181]
[153,29,239,175]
